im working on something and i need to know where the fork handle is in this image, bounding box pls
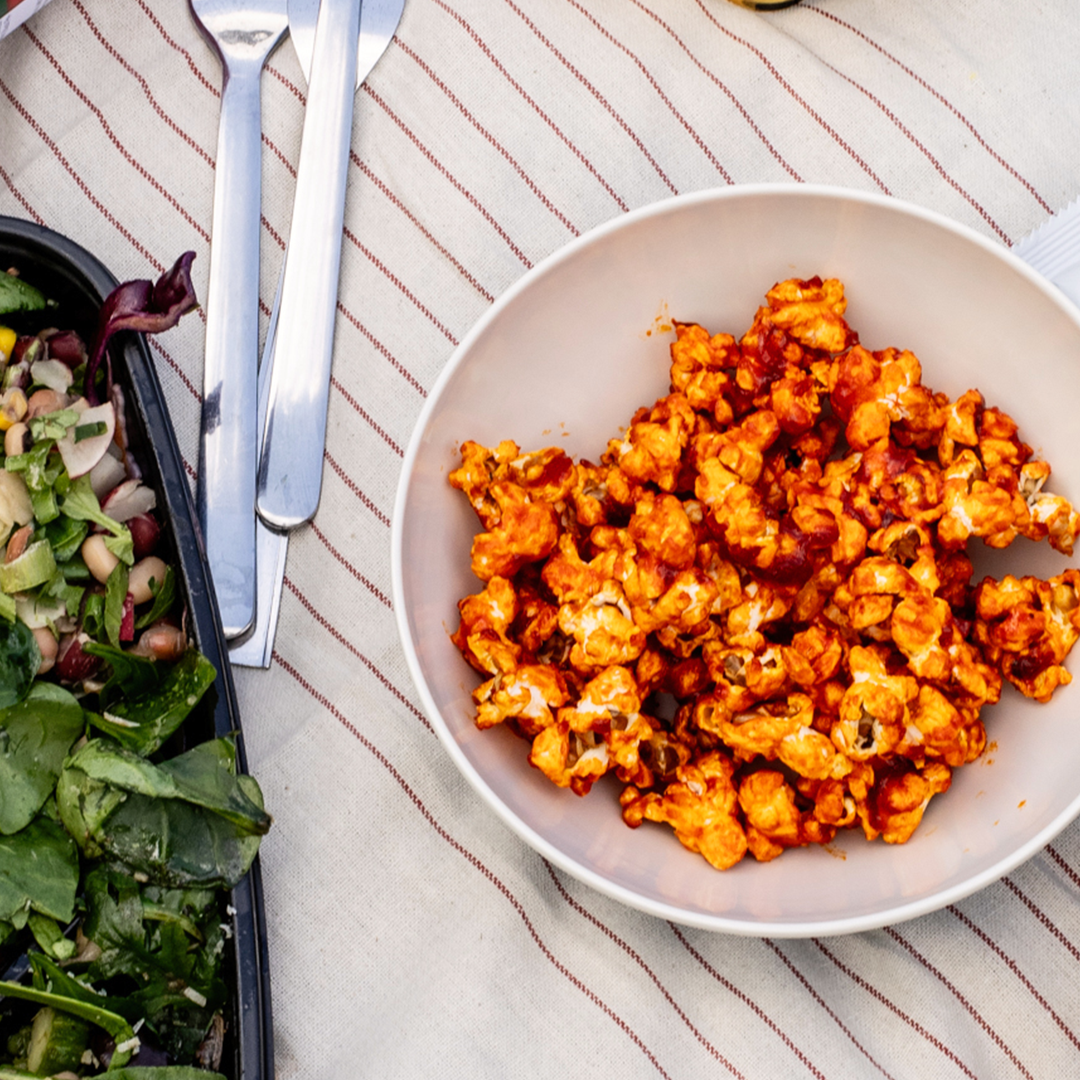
[197,50,280,639]
[256,0,362,530]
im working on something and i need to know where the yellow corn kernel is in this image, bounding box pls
[0,388,28,431]
[0,327,15,364]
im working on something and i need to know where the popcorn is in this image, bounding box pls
[449,276,1080,869]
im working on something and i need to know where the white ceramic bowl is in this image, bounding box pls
[392,184,1080,936]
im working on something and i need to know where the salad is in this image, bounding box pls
[0,254,269,1079]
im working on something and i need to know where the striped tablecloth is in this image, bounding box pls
[4,2,1080,1077]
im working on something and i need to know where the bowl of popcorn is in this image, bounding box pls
[392,184,1080,936]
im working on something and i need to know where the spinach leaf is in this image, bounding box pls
[0,620,39,710]
[82,869,227,1061]
[83,641,163,704]
[56,738,269,889]
[0,273,47,314]
[86,649,217,756]
[0,683,86,835]
[0,813,79,927]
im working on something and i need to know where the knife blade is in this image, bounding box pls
[228,0,405,668]
[255,0,361,532]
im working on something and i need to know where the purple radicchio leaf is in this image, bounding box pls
[84,251,198,404]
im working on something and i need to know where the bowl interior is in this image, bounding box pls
[393,186,1080,935]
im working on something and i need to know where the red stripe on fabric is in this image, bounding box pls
[149,338,202,403]
[393,39,582,237]
[323,452,392,528]
[133,0,219,96]
[0,74,160,268]
[23,27,211,244]
[563,0,734,186]
[260,213,286,254]
[70,0,215,170]
[1044,843,1080,891]
[271,646,675,1079]
[279,584,429,724]
[884,926,1033,1080]
[263,134,297,180]
[814,937,979,1080]
[352,155,496,304]
[309,521,392,609]
[329,376,405,458]
[948,904,1080,1055]
[764,939,896,1080]
[342,224,458,344]
[672,925,828,1080]
[1001,876,1080,963]
[804,5,1051,215]
[334,296,428,396]
[789,50,1007,241]
[544,866,746,1078]
[0,166,44,223]
[691,0,886,192]
[624,0,801,184]
[266,64,307,104]
[171,444,198,486]
[363,84,532,268]
[501,0,679,195]
[248,139,484,331]
[428,0,632,212]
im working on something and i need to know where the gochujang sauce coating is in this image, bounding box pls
[448,277,1080,869]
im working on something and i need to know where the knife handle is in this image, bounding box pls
[197,47,280,639]
[256,0,362,531]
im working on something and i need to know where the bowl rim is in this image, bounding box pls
[391,182,1080,937]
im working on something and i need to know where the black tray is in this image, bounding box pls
[0,216,273,1080]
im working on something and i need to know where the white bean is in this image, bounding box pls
[32,626,58,674]
[82,534,119,584]
[128,556,168,605]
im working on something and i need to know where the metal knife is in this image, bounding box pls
[228,0,405,668]
[255,0,361,532]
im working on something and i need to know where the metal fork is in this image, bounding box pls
[189,0,288,640]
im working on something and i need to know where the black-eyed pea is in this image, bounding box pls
[82,534,120,584]
[0,387,27,429]
[128,555,168,605]
[3,421,29,457]
[32,626,58,674]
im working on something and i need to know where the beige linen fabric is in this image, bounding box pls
[3,1,1080,1077]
